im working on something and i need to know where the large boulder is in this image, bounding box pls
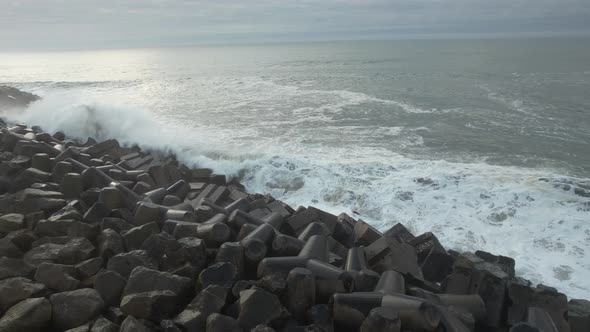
[0,257,35,280]
[237,288,287,330]
[0,86,39,109]
[34,262,80,292]
[0,297,51,332]
[106,250,157,278]
[49,288,105,330]
[0,213,25,233]
[120,290,179,320]
[123,266,192,297]
[94,269,126,307]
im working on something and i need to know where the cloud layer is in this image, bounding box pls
[2,0,590,49]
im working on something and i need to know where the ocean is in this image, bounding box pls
[1,38,589,298]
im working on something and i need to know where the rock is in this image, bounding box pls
[83,202,111,224]
[198,262,239,290]
[251,325,276,332]
[0,236,24,258]
[34,262,80,291]
[0,257,35,279]
[34,218,75,237]
[0,297,51,332]
[364,233,423,280]
[134,202,162,226]
[255,274,287,296]
[101,217,133,233]
[237,288,286,330]
[24,243,64,266]
[174,285,228,331]
[94,269,126,307]
[121,290,179,319]
[0,277,47,312]
[75,257,103,280]
[159,320,182,332]
[360,307,401,332]
[475,250,515,278]
[307,304,334,332]
[176,237,207,271]
[31,153,51,172]
[98,229,125,260]
[98,187,122,210]
[119,315,154,332]
[123,266,192,298]
[50,288,104,330]
[206,313,242,332]
[122,222,160,251]
[0,85,39,108]
[0,213,25,233]
[569,299,590,332]
[354,219,381,246]
[3,229,36,252]
[57,237,96,265]
[107,250,158,278]
[90,317,119,332]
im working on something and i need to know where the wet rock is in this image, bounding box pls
[34,262,80,291]
[206,313,242,332]
[107,250,158,278]
[121,290,179,320]
[354,219,382,246]
[94,269,126,307]
[0,277,47,312]
[0,297,51,332]
[0,213,25,233]
[198,262,239,290]
[50,288,105,330]
[57,237,96,265]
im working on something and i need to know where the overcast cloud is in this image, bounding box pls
[1,0,590,49]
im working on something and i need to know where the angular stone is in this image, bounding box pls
[119,315,153,332]
[50,288,105,330]
[107,250,158,278]
[159,320,181,332]
[354,219,381,246]
[0,213,25,233]
[121,290,179,319]
[101,217,132,233]
[94,269,126,307]
[475,250,516,278]
[134,202,162,226]
[0,297,52,332]
[122,222,160,251]
[174,285,228,331]
[90,317,119,332]
[83,202,111,224]
[34,262,80,292]
[0,236,23,258]
[123,266,192,298]
[57,237,96,265]
[237,288,286,330]
[198,262,238,290]
[285,268,316,320]
[365,234,423,280]
[360,307,401,332]
[0,257,35,280]
[24,243,64,266]
[3,229,36,252]
[207,313,241,332]
[0,277,47,312]
[98,229,125,260]
[75,257,104,280]
[34,218,75,237]
[176,237,207,271]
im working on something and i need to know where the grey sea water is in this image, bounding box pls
[1,38,590,297]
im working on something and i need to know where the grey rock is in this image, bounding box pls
[120,290,178,319]
[123,266,192,297]
[0,213,25,233]
[34,262,80,292]
[57,237,96,265]
[75,257,104,280]
[0,257,35,280]
[98,229,125,260]
[94,269,126,307]
[34,218,75,237]
[24,243,64,266]
[122,222,159,251]
[90,317,119,332]
[174,285,228,331]
[0,236,24,258]
[101,217,133,233]
[50,288,105,330]
[206,313,242,332]
[0,297,51,332]
[237,288,286,330]
[0,277,47,312]
[198,262,238,290]
[107,250,157,278]
[119,315,154,332]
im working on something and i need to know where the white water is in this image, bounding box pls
[4,94,590,299]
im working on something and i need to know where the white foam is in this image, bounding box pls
[4,88,590,299]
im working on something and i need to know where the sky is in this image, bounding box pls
[1,0,590,50]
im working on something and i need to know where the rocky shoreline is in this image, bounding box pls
[0,88,588,332]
